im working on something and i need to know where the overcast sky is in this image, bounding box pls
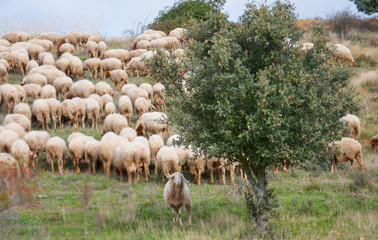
[0,0,368,37]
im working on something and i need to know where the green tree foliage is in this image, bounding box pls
[146,0,358,233]
[349,0,378,15]
[147,0,213,33]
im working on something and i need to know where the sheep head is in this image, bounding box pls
[167,172,189,186]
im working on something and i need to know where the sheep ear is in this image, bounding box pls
[181,174,189,184]
[166,173,175,179]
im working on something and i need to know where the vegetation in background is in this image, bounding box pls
[147,0,213,33]
[349,0,378,15]
[147,0,358,234]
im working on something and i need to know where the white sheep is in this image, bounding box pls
[113,142,139,183]
[95,81,113,96]
[89,94,103,116]
[72,97,86,129]
[133,138,151,182]
[55,55,71,75]
[102,113,128,135]
[83,98,100,130]
[13,103,31,120]
[61,99,78,128]
[86,41,98,58]
[69,135,94,173]
[125,57,148,78]
[32,99,50,130]
[57,43,74,57]
[11,139,30,168]
[22,83,42,100]
[23,130,50,168]
[99,132,128,177]
[98,41,107,57]
[37,32,63,45]
[100,49,130,68]
[46,136,67,173]
[126,87,148,105]
[106,69,128,91]
[153,83,166,112]
[119,127,137,141]
[101,58,123,73]
[157,146,179,181]
[135,97,155,117]
[0,63,8,84]
[329,137,363,172]
[121,83,138,95]
[71,79,95,98]
[149,134,164,176]
[53,76,73,100]
[45,98,61,130]
[139,83,153,100]
[26,60,38,74]
[41,84,57,99]
[0,129,19,153]
[100,94,113,110]
[21,73,47,86]
[67,132,85,147]
[83,58,103,79]
[84,139,100,174]
[4,122,26,138]
[130,49,148,58]
[164,172,192,225]
[0,84,19,113]
[334,44,355,67]
[3,114,31,132]
[69,55,84,80]
[135,112,170,138]
[340,114,360,139]
[104,102,116,117]
[118,95,133,124]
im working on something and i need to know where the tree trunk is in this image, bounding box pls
[251,166,268,233]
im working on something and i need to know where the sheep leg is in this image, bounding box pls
[170,207,177,223]
[186,204,192,224]
[92,160,96,175]
[136,70,139,78]
[355,155,364,170]
[154,159,158,176]
[209,167,214,184]
[144,163,149,182]
[53,116,57,130]
[45,118,50,131]
[230,166,235,185]
[58,159,63,174]
[49,159,55,173]
[221,167,226,185]
[197,170,202,185]
[82,116,85,129]
[177,206,184,226]
[133,171,138,184]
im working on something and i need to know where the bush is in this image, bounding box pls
[327,9,359,39]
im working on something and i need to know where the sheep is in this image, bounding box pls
[340,114,360,139]
[37,32,63,45]
[86,41,98,58]
[26,66,65,85]
[23,131,50,168]
[121,83,137,95]
[83,58,103,79]
[0,63,8,84]
[136,40,151,50]
[41,84,56,99]
[22,83,42,100]
[38,52,52,65]
[135,112,170,138]
[106,69,128,91]
[61,99,78,128]
[21,73,47,87]
[101,94,113,109]
[3,114,31,132]
[0,130,19,153]
[113,142,139,183]
[118,96,133,124]
[167,135,193,172]
[95,81,113,96]
[32,99,50,130]
[57,43,74,57]
[0,84,19,113]
[169,30,182,41]
[55,55,71,75]
[125,57,148,78]
[300,42,314,51]
[57,32,83,50]
[104,102,116,116]
[45,136,67,173]
[4,122,26,138]
[13,85,26,104]
[153,83,166,112]
[72,97,86,128]
[45,98,61,130]
[119,127,137,141]
[164,172,192,225]
[135,97,155,117]
[187,155,206,185]
[69,135,94,173]
[370,133,378,153]
[53,76,73,100]
[12,50,29,76]
[139,83,153,100]
[25,43,44,61]
[41,53,55,66]
[101,58,123,73]
[89,94,103,116]
[150,38,168,49]
[163,37,179,50]
[83,98,100,130]
[173,49,185,58]
[157,146,179,182]
[71,80,95,98]
[102,113,128,135]
[67,132,84,147]
[26,60,38,74]
[126,87,148,105]
[130,49,148,58]
[69,55,84,80]
[149,134,164,176]
[13,103,31,120]
[98,41,107,57]
[88,32,102,43]
[133,139,151,182]
[334,44,355,67]
[0,59,10,71]
[0,153,21,179]
[329,137,363,173]
[100,49,130,68]
[29,39,53,52]
[84,139,100,174]
[207,156,224,184]
[132,34,152,50]
[11,139,30,168]
[99,132,128,177]
[0,39,11,47]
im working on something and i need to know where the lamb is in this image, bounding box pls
[86,40,98,58]
[135,112,170,138]
[21,73,47,86]
[32,99,50,130]
[11,139,30,168]
[3,114,31,132]
[135,97,155,117]
[0,84,19,113]
[99,132,128,176]
[370,133,378,153]
[126,87,148,105]
[41,84,56,99]
[98,41,107,57]
[72,97,86,128]
[334,44,355,67]
[113,142,139,183]
[57,43,74,57]
[118,96,133,124]
[45,136,67,173]
[13,103,31,120]
[26,60,38,74]
[0,130,19,153]
[106,69,128,91]
[23,131,50,168]
[329,137,363,173]
[83,58,103,79]
[121,83,137,95]
[139,83,153,100]
[61,99,78,128]
[102,113,128,135]
[45,98,61,129]
[125,57,148,78]
[104,102,116,116]
[4,122,26,138]
[22,84,42,100]
[153,83,166,112]
[157,146,180,182]
[100,49,130,68]
[69,55,84,80]
[101,58,123,73]
[149,134,164,176]
[71,80,95,98]
[164,172,192,225]
[69,135,94,173]
[340,114,360,139]
[119,127,137,141]
[0,63,8,84]
[53,76,73,100]
[84,139,100,174]
[95,82,113,96]
[83,98,100,130]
